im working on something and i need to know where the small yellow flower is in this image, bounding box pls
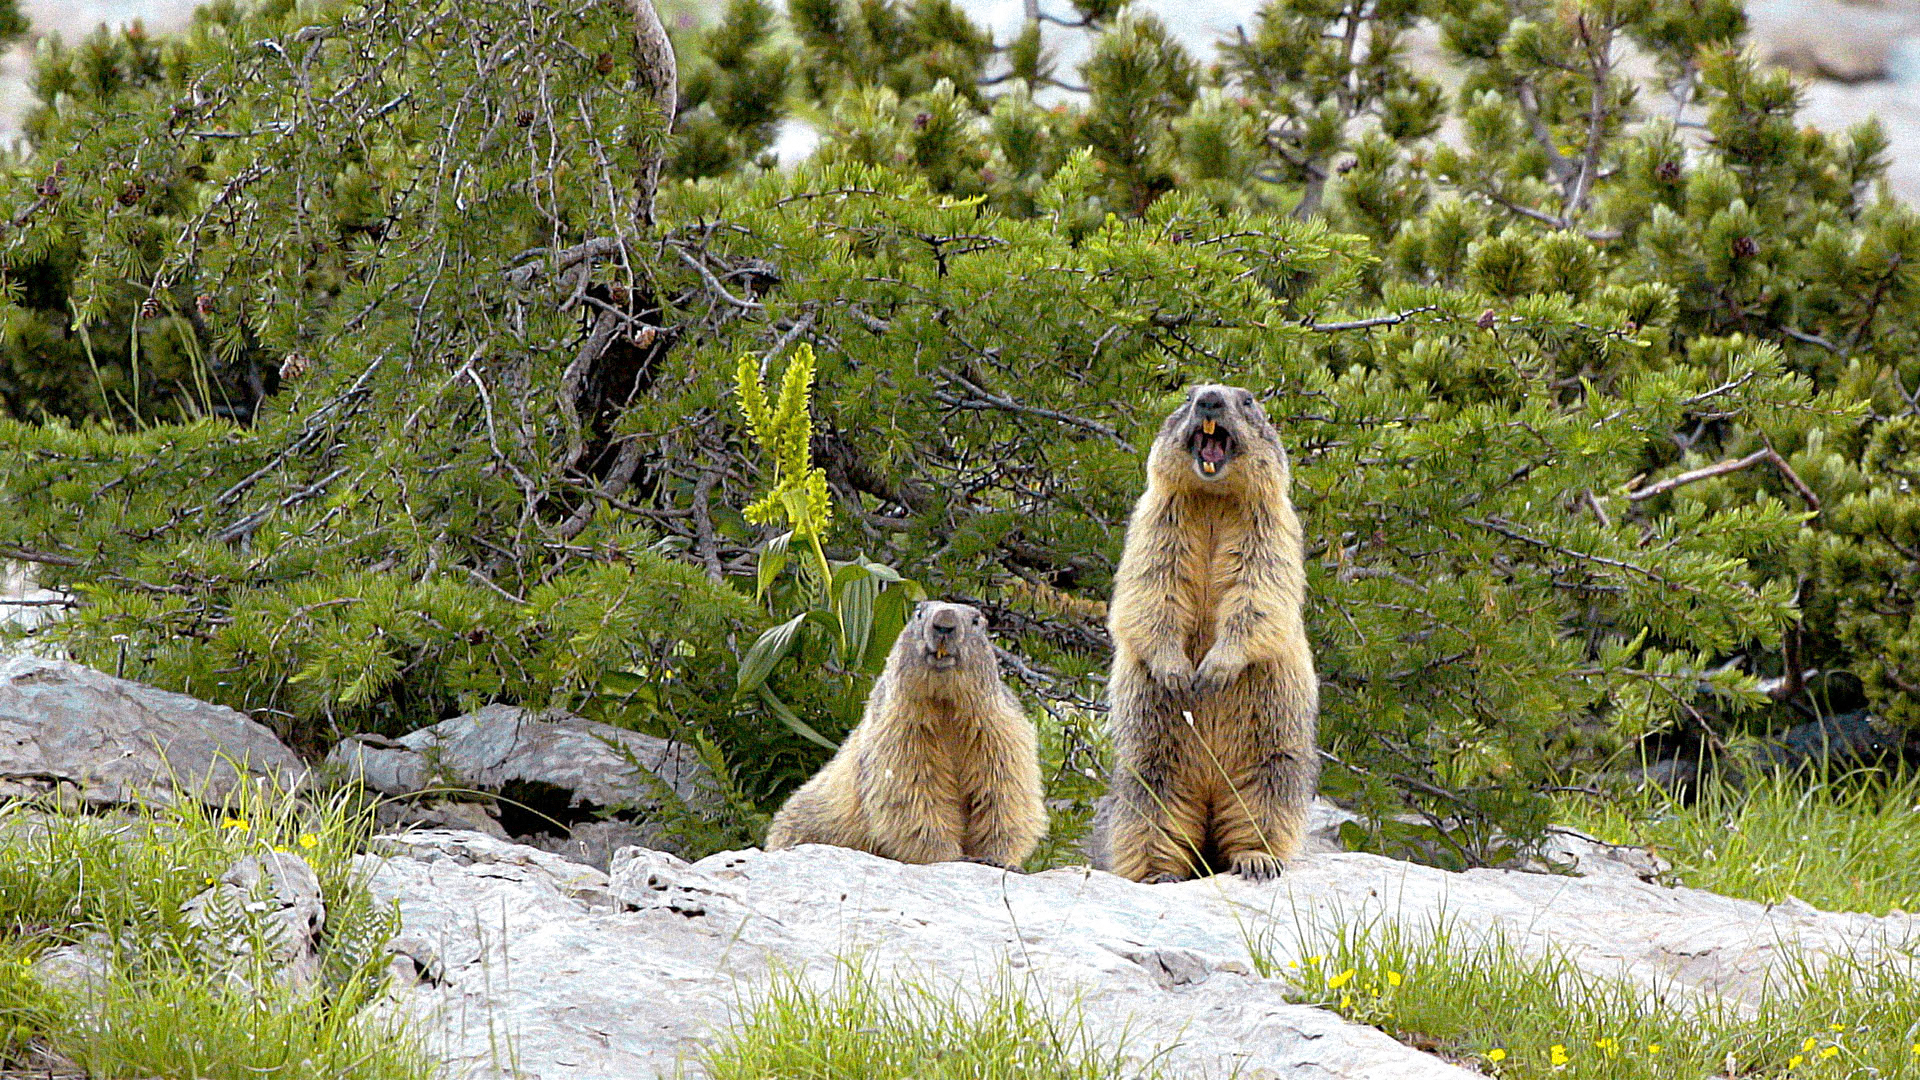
[1828,1023,1845,1032]
[1306,954,1324,966]
[1487,1048,1507,1063]
[1550,1044,1569,1066]
[1911,1042,1920,1055]
[1339,993,1352,1011]
[273,845,289,854]
[1647,1044,1661,1055]
[221,817,248,830]
[1804,1037,1819,1052]
[1328,968,1356,990]
[1386,970,1403,987]
[1820,1046,1838,1060]
[1596,1036,1619,1058]
[298,833,319,849]
[1790,1054,1805,1068]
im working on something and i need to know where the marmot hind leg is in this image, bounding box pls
[1102,767,1211,882]
[1207,746,1315,879]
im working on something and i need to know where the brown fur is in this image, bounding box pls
[765,601,1047,867]
[1094,384,1318,883]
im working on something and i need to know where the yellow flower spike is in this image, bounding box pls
[1790,1054,1804,1068]
[1549,1044,1569,1066]
[1487,1048,1507,1063]
[1385,970,1403,987]
[298,833,319,849]
[1338,993,1352,1011]
[1804,1036,1819,1052]
[1327,968,1356,990]
[1820,1046,1838,1060]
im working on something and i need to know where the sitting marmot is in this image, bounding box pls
[765,601,1047,868]
[1094,384,1319,882]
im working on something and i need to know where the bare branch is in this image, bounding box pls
[1305,306,1438,332]
[623,0,677,228]
[1626,447,1820,512]
[0,547,82,568]
[934,368,1134,450]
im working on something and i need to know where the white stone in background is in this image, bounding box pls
[0,563,68,637]
[359,831,1918,1080]
[0,653,307,806]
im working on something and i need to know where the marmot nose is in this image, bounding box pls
[929,611,959,634]
[1195,390,1225,416]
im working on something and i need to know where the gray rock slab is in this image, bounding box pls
[0,654,306,807]
[327,705,714,858]
[353,830,1920,1080]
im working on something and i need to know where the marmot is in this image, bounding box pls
[765,601,1047,868]
[1094,384,1318,883]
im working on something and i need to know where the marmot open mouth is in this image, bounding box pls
[1187,419,1237,476]
[922,646,961,670]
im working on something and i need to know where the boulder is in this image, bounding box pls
[326,705,715,863]
[357,832,1917,1080]
[0,654,306,807]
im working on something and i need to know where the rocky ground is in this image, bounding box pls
[8,0,1920,202]
[5,647,1918,1079]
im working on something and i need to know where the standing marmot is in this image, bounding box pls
[765,601,1047,868]
[1094,384,1318,883]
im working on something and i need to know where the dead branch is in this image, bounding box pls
[1626,447,1820,512]
[624,0,677,228]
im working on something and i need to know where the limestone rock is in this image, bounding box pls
[360,832,1913,1080]
[180,850,326,988]
[1751,0,1917,82]
[0,654,306,807]
[326,704,714,859]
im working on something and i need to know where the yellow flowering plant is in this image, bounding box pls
[734,344,924,749]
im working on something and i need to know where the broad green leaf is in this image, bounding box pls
[758,686,839,751]
[736,612,809,695]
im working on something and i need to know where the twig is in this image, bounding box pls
[1305,306,1438,332]
[1626,447,1820,512]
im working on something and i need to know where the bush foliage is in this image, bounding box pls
[1,0,1916,861]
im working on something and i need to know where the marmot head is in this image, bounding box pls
[891,601,999,696]
[1147,384,1287,495]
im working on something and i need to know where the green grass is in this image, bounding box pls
[1558,767,1920,916]
[0,779,426,1080]
[699,962,1161,1080]
[1273,915,1920,1079]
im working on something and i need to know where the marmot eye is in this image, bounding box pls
[974,614,986,627]
[1241,393,1254,406]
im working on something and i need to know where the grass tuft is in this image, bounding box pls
[1559,767,1920,916]
[700,961,1160,1080]
[1276,914,1920,1079]
[0,777,425,1080]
